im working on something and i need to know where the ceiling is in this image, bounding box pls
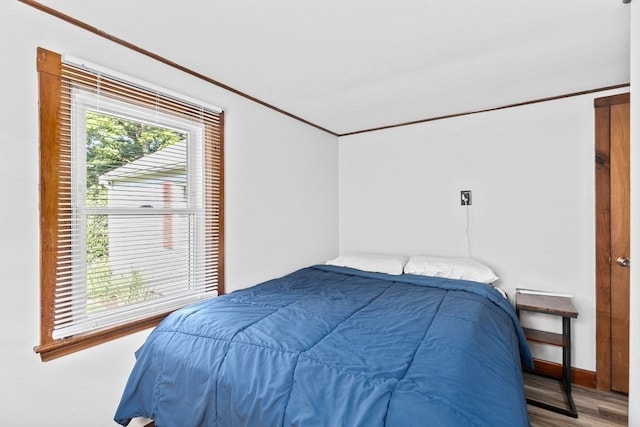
[31,1,631,136]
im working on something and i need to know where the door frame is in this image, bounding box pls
[594,92,630,391]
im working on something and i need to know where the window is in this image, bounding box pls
[35,48,224,361]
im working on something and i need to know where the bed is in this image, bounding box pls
[115,264,533,426]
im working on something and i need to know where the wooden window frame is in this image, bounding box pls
[34,47,225,361]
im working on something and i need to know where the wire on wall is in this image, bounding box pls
[466,204,473,257]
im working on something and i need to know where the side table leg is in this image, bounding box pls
[562,316,578,417]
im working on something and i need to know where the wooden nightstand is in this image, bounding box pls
[515,290,579,418]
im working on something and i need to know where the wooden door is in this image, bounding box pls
[609,102,630,393]
[595,93,630,393]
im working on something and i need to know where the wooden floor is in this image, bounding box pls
[525,373,628,426]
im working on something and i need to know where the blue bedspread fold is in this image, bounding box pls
[115,265,532,426]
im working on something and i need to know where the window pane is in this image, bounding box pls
[84,111,192,315]
[85,110,187,207]
[87,213,198,314]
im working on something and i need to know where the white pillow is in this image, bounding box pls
[403,255,499,284]
[326,252,408,275]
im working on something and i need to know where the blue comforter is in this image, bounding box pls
[115,265,532,426]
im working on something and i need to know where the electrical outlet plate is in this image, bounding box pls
[461,190,472,206]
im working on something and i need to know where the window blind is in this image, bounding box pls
[36,48,224,360]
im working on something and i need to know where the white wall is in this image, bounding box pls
[0,2,337,426]
[339,88,627,371]
[628,1,639,425]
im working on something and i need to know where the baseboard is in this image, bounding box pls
[531,358,597,388]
